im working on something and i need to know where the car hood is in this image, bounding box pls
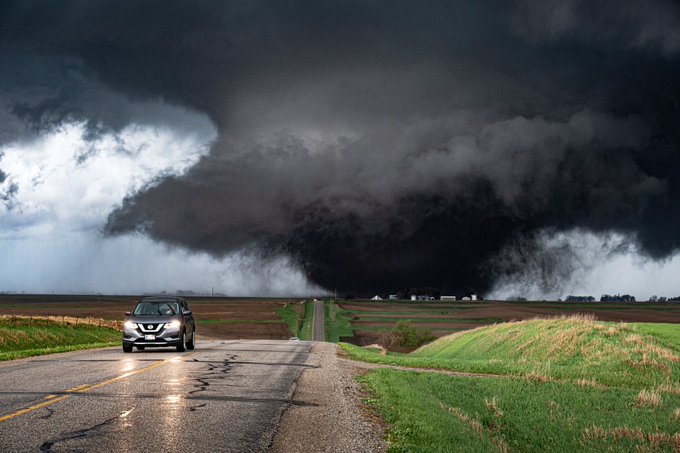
[127,315,182,324]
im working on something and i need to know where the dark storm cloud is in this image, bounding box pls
[514,0,680,54]
[2,0,680,294]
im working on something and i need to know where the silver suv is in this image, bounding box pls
[122,296,196,353]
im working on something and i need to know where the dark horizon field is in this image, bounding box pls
[1,294,679,345]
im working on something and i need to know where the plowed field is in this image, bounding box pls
[0,295,304,340]
[341,300,680,346]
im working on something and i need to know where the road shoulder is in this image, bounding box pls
[271,342,386,452]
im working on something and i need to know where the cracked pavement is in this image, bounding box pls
[0,340,318,452]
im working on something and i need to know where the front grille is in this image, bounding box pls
[138,323,164,333]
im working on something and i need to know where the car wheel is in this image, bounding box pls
[186,329,195,350]
[123,344,133,353]
[136,346,145,351]
[176,330,186,352]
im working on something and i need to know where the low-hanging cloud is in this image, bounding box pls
[2,1,680,295]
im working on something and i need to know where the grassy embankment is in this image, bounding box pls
[325,301,353,342]
[0,316,120,361]
[341,316,680,452]
[276,301,316,340]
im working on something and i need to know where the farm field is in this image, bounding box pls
[340,300,680,349]
[2,296,679,345]
[0,295,307,340]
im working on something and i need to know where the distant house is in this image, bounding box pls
[371,295,383,300]
[388,294,398,300]
[417,295,429,301]
[411,295,417,301]
[440,295,457,301]
[462,296,471,301]
[471,294,478,301]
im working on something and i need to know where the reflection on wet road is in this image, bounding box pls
[0,340,317,452]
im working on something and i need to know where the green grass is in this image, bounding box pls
[359,370,680,453]
[634,323,680,350]
[0,318,120,361]
[298,301,314,341]
[349,316,680,452]
[342,342,529,377]
[325,301,353,342]
[276,304,303,337]
[0,343,120,361]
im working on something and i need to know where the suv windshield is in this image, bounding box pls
[133,301,180,316]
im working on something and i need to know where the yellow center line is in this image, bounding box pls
[0,355,189,424]
[0,396,71,423]
[79,359,170,392]
[66,384,91,393]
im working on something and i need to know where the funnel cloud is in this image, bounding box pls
[2,1,680,296]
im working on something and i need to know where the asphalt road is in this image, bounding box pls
[311,301,325,342]
[0,340,317,452]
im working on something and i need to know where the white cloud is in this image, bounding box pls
[0,232,323,295]
[0,111,325,295]
[489,229,680,301]
[0,118,214,237]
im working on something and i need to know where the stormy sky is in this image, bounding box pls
[1,1,680,298]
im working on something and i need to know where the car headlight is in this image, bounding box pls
[165,320,181,329]
[124,321,137,329]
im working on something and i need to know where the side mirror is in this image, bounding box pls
[124,311,131,316]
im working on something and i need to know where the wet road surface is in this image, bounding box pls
[0,340,317,452]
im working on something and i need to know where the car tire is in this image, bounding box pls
[176,330,186,352]
[186,329,195,350]
[136,346,145,351]
[123,344,133,353]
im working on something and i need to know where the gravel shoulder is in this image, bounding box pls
[271,342,386,453]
